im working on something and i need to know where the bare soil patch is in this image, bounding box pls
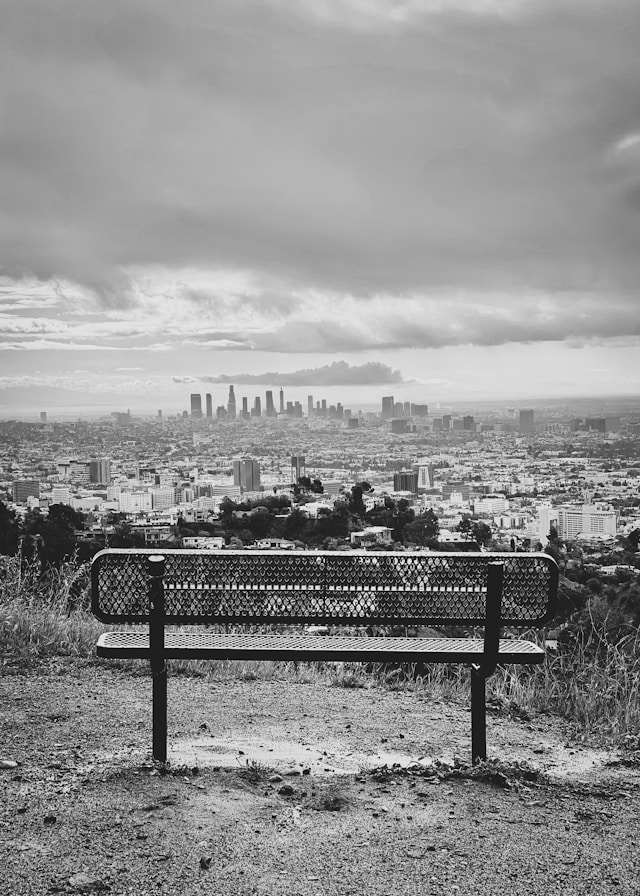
[2,660,640,895]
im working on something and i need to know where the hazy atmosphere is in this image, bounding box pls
[1,0,639,414]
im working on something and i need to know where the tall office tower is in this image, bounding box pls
[291,456,306,482]
[519,409,535,435]
[40,411,47,424]
[316,401,321,416]
[279,388,285,413]
[190,393,202,419]
[89,458,111,484]
[205,394,213,418]
[12,480,40,503]
[227,386,237,420]
[394,402,404,417]
[415,463,434,491]
[411,403,429,417]
[307,395,314,417]
[233,458,261,493]
[463,415,474,431]
[382,396,395,420]
[442,414,451,431]
[265,391,276,417]
[394,470,418,494]
[336,403,344,420]
[251,396,262,417]
[403,402,411,417]
[321,399,327,417]
[157,409,162,420]
[242,397,249,419]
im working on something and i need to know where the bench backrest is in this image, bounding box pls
[91,549,558,627]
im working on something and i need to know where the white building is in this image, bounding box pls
[51,486,71,505]
[350,526,393,547]
[119,491,153,514]
[181,536,225,550]
[557,503,617,540]
[473,494,509,515]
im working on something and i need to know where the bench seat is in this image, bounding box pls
[97,631,545,664]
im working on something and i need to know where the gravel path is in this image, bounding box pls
[2,660,640,895]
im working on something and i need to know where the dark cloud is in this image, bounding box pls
[200,361,408,386]
[1,0,640,312]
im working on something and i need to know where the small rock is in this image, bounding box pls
[302,767,311,776]
[268,774,283,783]
[0,759,18,769]
[200,856,212,870]
[68,872,109,892]
[279,784,295,796]
[283,767,302,777]
[44,814,57,825]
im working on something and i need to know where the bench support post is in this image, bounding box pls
[471,561,504,764]
[471,668,486,763]
[148,555,167,765]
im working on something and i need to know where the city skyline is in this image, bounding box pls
[1,1,640,413]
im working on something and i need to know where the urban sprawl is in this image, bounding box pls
[2,392,639,575]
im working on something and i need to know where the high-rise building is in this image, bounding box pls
[442,414,451,431]
[415,463,434,490]
[242,397,249,419]
[519,409,535,435]
[233,458,261,492]
[403,402,411,417]
[12,480,40,503]
[394,470,418,494]
[227,386,236,420]
[251,396,262,417]
[321,399,327,418]
[265,391,276,417]
[205,394,213,418]
[279,388,285,414]
[411,404,429,417]
[190,394,202,419]
[382,396,394,420]
[307,395,314,417]
[291,456,306,482]
[89,458,111,484]
[463,416,474,431]
[40,411,47,424]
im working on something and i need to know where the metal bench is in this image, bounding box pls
[91,548,558,765]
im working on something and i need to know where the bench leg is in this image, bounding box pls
[471,666,486,764]
[151,659,167,764]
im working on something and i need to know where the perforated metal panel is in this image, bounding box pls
[96,631,546,663]
[91,549,558,626]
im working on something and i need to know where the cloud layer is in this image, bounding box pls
[2,0,640,301]
[175,361,409,386]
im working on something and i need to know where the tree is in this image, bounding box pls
[0,501,21,556]
[472,521,493,548]
[404,510,439,547]
[350,485,366,517]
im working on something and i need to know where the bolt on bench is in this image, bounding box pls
[91,549,558,765]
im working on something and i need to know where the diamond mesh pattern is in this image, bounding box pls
[92,549,558,626]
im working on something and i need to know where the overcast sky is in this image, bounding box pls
[1,0,639,414]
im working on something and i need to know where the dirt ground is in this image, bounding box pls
[2,659,640,896]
